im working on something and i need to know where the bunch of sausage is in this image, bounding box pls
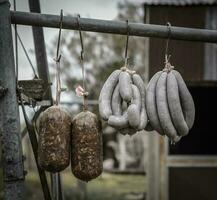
[99,67,195,143]
[146,69,195,143]
[99,68,148,136]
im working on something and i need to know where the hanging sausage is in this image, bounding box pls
[145,23,195,143]
[99,68,148,135]
[38,11,71,172]
[145,59,195,143]
[99,20,148,135]
[38,106,71,172]
[71,110,103,182]
[71,15,103,182]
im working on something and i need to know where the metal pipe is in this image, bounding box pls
[50,173,59,200]
[0,1,24,199]
[10,11,217,43]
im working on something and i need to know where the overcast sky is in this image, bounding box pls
[9,0,121,79]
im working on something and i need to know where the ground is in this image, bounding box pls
[24,170,146,200]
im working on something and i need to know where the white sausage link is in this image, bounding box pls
[99,70,121,120]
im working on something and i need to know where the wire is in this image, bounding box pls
[55,9,63,106]
[12,0,38,79]
[14,27,38,78]
[165,22,171,61]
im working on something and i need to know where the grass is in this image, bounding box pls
[24,170,146,200]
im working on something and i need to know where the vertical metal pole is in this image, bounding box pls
[0,0,24,199]
[58,173,65,200]
[28,0,52,100]
[28,1,61,200]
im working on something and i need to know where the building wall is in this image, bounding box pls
[204,6,217,80]
[147,6,206,81]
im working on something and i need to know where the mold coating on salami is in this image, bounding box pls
[71,111,103,182]
[99,70,121,120]
[38,106,71,172]
[119,71,133,102]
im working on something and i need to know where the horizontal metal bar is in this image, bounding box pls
[10,11,217,43]
[104,169,146,175]
[167,156,217,167]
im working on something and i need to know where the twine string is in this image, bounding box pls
[164,22,174,72]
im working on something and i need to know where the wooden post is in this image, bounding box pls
[147,133,160,200]
[204,6,217,80]
[0,0,25,199]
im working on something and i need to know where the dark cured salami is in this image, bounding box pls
[38,106,71,172]
[71,111,103,182]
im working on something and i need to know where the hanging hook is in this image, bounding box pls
[77,14,84,62]
[77,14,88,110]
[55,9,63,105]
[165,22,171,64]
[56,9,63,62]
[164,22,174,72]
[124,20,130,67]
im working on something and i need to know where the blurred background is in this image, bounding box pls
[0,0,217,200]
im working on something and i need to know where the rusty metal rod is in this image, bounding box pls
[10,11,217,43]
